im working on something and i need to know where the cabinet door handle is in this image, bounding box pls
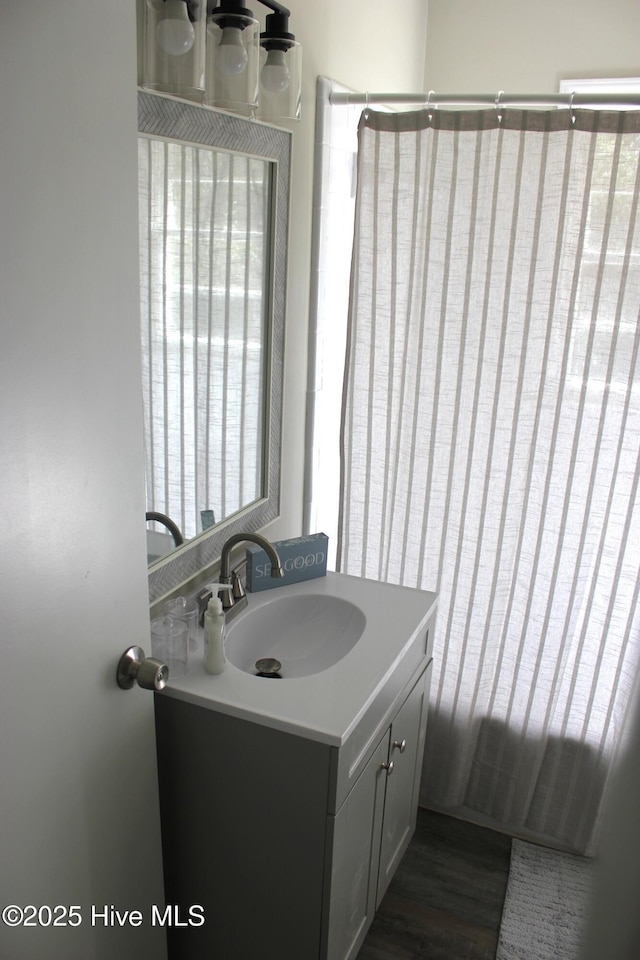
[393,739,407,753]
[380,761,394,775]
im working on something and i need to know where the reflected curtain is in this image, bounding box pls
[339,106,640,854]
[138,138,267,540]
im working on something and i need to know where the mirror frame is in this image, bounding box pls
[138,90,291,603]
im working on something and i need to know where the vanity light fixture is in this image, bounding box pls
[205,0,301,120]
[205,0,260,114]
[142,0,302,120]
[142,1,207,101]
[256,5,302,121]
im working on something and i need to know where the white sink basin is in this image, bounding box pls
[225,593,367,678]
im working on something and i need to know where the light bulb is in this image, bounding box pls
[216,27,248,77]
[260,49,290,93]
[156,0,195,56]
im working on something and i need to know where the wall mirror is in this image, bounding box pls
[138,91,290,602]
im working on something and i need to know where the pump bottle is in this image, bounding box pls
[203,584,232,675]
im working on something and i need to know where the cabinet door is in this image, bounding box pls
[377,662,432,906]
[324,733,390,960]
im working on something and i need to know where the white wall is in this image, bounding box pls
[425,0,640,93]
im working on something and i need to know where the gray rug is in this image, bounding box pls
[496,839,594,960]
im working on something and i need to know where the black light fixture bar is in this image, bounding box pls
[208,0,297,48]
[258,1,291,16]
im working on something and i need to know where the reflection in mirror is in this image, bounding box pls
[138,92,291,603]
[139,137,270,547]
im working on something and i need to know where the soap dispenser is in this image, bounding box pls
[203,584,232,675]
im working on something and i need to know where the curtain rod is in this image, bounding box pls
[329,91,640,109]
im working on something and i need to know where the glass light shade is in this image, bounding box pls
[205,13,259,116]
[257,40,302,122]
[142,0,206,102]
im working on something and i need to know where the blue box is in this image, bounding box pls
[246,533,329,592]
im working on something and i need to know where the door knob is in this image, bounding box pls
[393,738,407,753]
[380,760,394,776]
[117,646,168,691]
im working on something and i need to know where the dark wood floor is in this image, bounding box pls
[357,808,512,960]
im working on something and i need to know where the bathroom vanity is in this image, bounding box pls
[154,572,437,960]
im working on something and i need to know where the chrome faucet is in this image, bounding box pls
[218,532,284,621]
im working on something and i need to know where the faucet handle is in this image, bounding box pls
[231,565,246,602]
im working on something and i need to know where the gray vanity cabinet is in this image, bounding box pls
[323,735,389,959]
[377,660,432,904]
[154,659,432,960]
[323,661,432,960]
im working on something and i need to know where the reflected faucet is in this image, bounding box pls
[219,532,283,620]
[145,511,184,547]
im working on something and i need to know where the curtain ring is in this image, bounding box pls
[495,90,504,124]
[568,91,576,125]
[426,89,435,123]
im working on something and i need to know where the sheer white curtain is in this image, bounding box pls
[339,107,640,854]
[139,138,267,541]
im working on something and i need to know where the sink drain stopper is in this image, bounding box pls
[255,657,282,678]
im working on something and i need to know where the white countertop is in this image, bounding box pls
[159,572,438,746]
